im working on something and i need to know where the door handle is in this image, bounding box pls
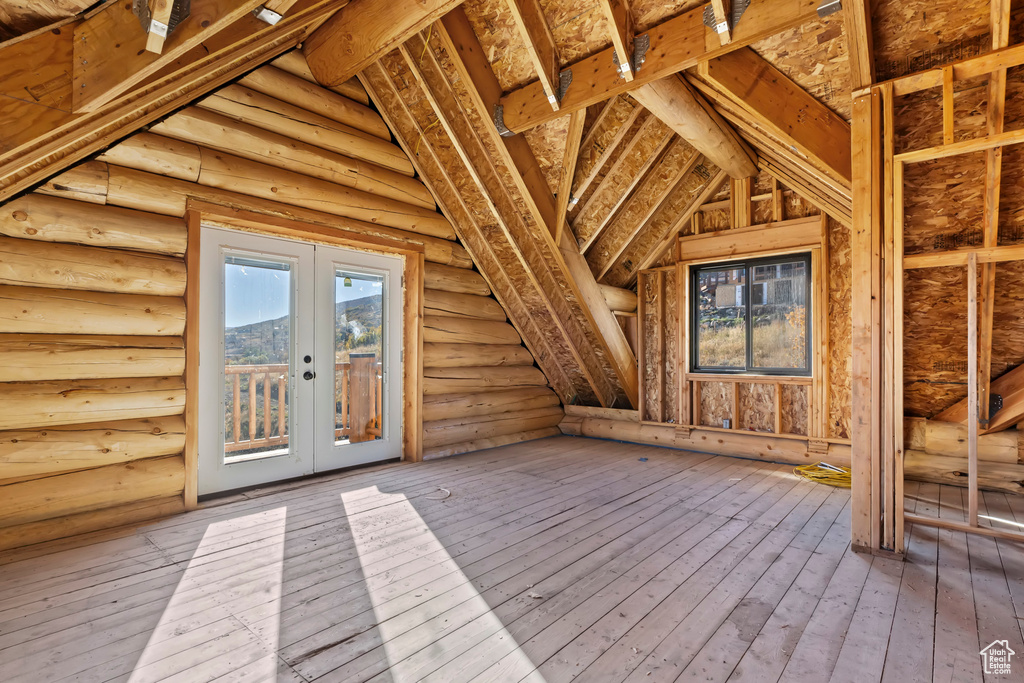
[303,370,315,380]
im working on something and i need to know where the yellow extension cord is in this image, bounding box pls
[793,462,852,488]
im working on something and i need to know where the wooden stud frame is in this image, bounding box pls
[182,201,425,507]
[637,212,838,451]
[858,38,1024,546]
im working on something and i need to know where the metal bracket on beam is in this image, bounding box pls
[547,68,574,105]
[252,5,283,24]
[132,0,190,37]
[611,33,650,77]
[702,0,749,33]
[494,104,516,137]
[817,0,842,17]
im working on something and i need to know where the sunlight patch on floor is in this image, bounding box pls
[127,507,287,682]
[340,488,546,682]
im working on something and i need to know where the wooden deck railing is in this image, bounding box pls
[224,359,381,453]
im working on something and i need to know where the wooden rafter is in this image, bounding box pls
[303,0,462,87]
[570,98,644,202]
[979,0,1011,426]
[589,148,701,281]
[555,109,586,244]
[505,0,561,110]
[496,0,822,134]
[843,0,874,90]
[700,48,852,186]
[358,63,581,405]
[572,116,673,251]
[0,0,347,204]
[632,74,757,179]
[687,74,852,225]
[709,0,732,44]
[72,0,268,112]
[596,0,635,82]
[436,10,639,407]
[609,167,726,288]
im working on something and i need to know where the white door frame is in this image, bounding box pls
[198,226,404,496]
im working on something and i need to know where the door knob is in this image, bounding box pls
[303,370,315,380]
[304,355,312,363]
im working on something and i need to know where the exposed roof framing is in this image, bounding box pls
[0,0,349,203]
[505,0,562,109]
[303,0,463,87]
[496,0,822,134]
[631,73,757,178]
[595,0,635,82]
[570,96,644,202]
[571,114,673,251]
[72,0,267,112]
[699,48,851,185]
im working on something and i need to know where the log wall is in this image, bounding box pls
[0,49,560,551]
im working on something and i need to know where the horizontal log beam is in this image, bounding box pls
[631,75,757,179]
[422,316,523,345]
[0,285,185,336]
[198,84,413,175]
[0,335,184,382]
[423,366,548,395]
[0,377,185,430]
[0,455,184,529]
[0,416,185,480]
[0,195,186,256]
[423,427,561,460]
[0,236,185,297]
[422,406,564,448]
[424,289,506,321]
[422,343,534,368]
[422,387,559,421]
[424,263,491,296]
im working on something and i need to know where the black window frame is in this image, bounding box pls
[690,252,812,376]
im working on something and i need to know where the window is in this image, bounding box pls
[691,253,811,375]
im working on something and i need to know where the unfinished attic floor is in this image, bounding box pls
[1,438,1023,683]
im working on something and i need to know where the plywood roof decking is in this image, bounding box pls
[0,436,1021,682]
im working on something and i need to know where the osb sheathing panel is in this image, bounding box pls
[828,217,852,440]
[572,96,641,197]
[604,160,719,288]
[641,272,661,422]
[460,0,611,92]
[872,0,990,82]
[782,189,820,221]
[663,268,679,422]
[780,384,809,436]
[632,0,702,33]
[523,114,572,195]
[700,381,732,428]
[425,33,628,405]
[751,13,852,122]
[1000,142,1024,246]
[991,261,1024,383]
[571,111,652,225]
[752,198,774,225]
[903,266,967,417]
[367,52,600,404]
[587,138,698,277]
[738,383,775,433]
[572,118,672,246]
[902,154,986,256]
[703,208,731,231]
[905,262,1024,418]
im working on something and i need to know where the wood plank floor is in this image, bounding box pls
[0,436,1022,682]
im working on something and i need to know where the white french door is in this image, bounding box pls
[198,227,403,495]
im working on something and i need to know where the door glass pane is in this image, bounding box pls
[223,255,291,462]
[334,270,384,444]
[752,259,808,369]
[696,266,746,368]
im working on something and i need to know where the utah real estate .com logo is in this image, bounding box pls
[980,640,1015,675]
